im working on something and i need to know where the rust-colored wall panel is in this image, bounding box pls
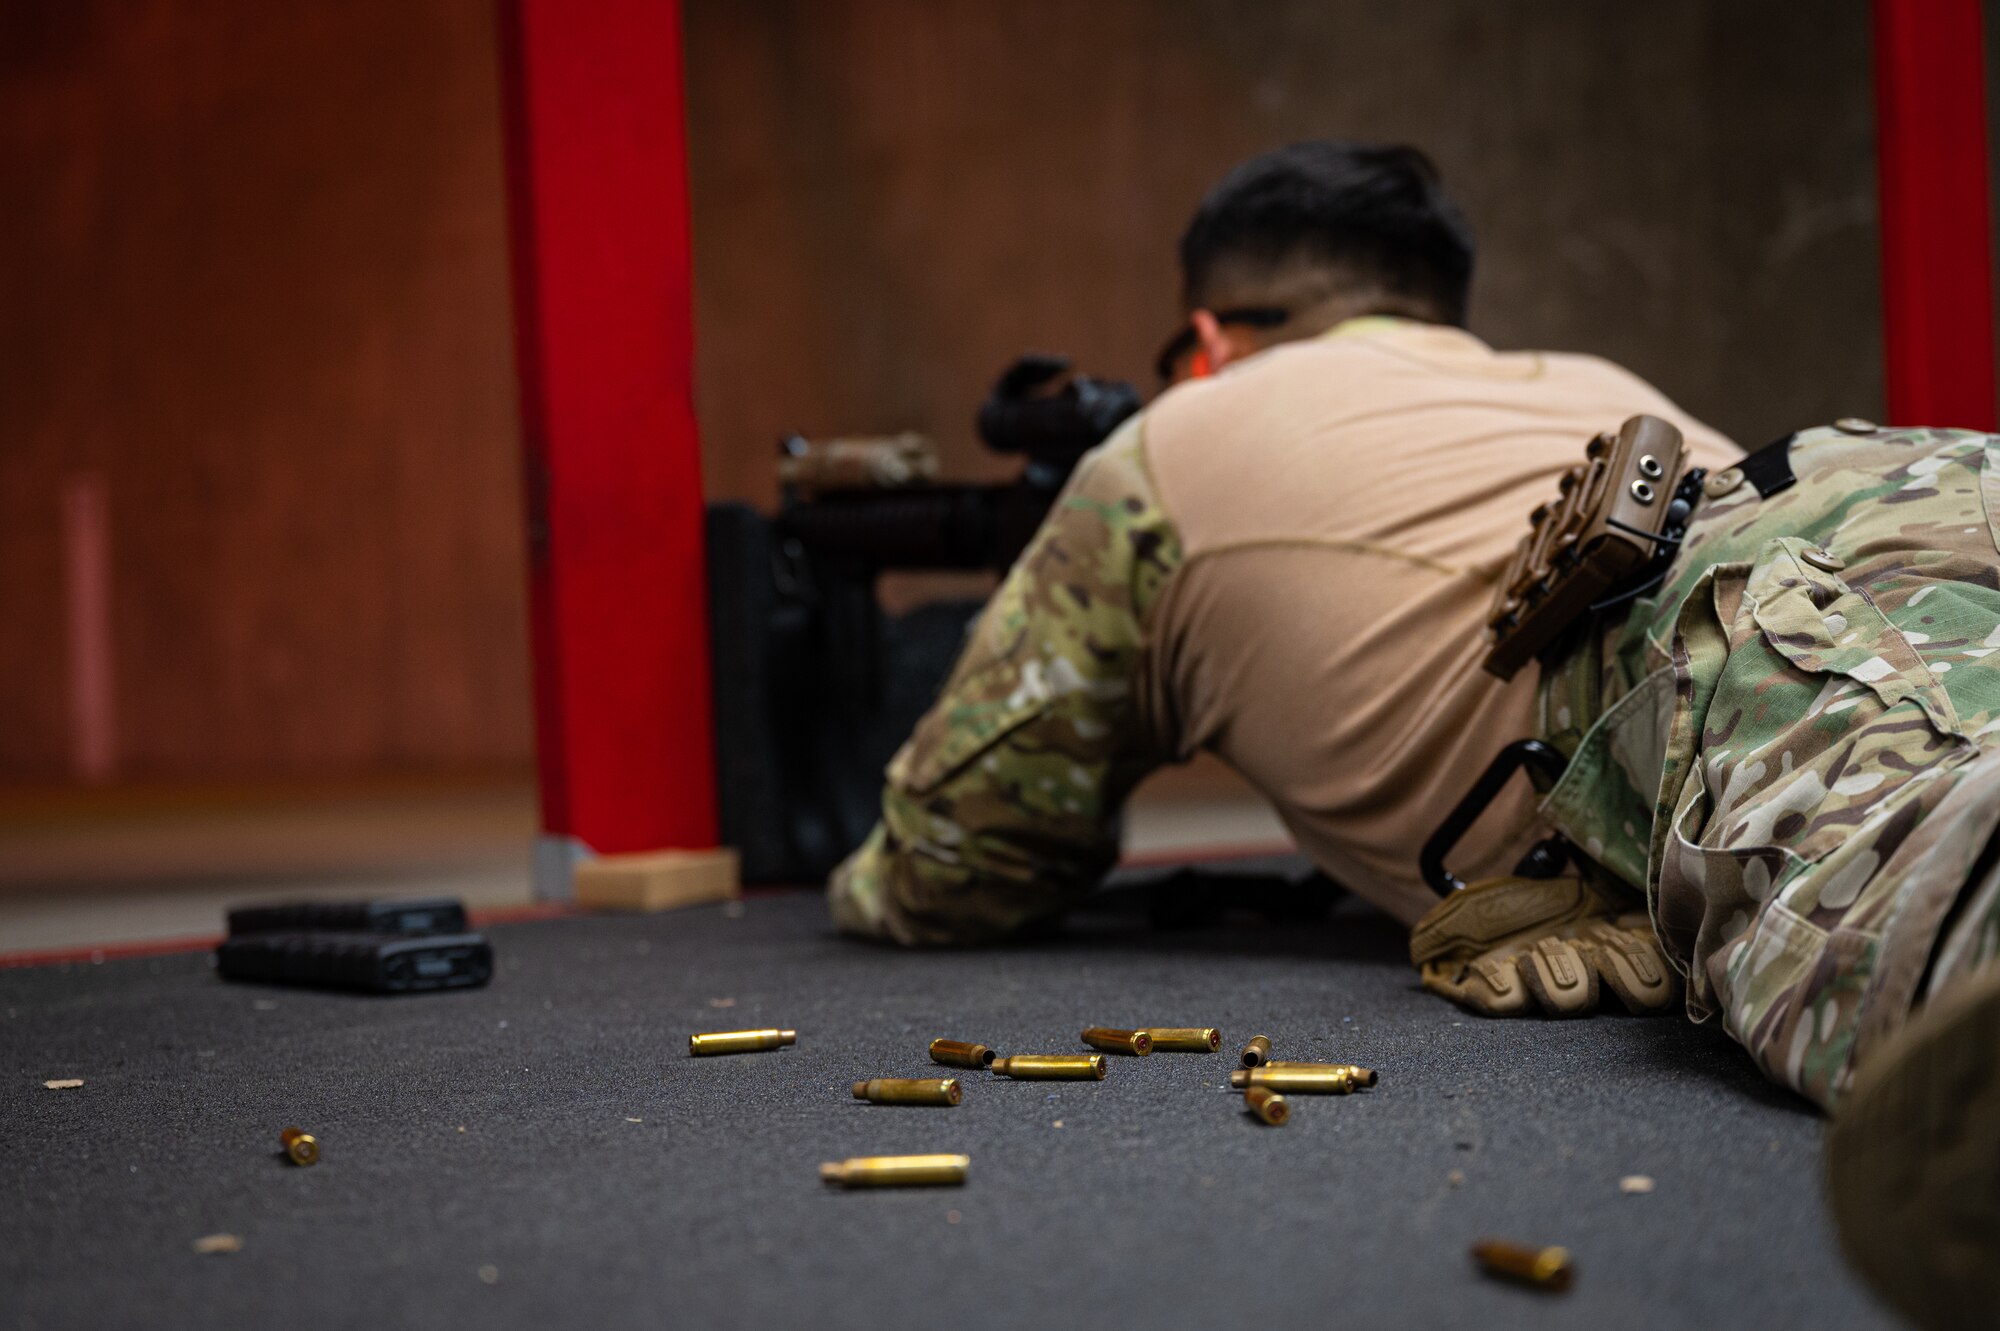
[0,1,530,781]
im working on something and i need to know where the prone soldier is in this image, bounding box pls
[828,139,1736,947]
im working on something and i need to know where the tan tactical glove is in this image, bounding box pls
[1409,875,1680,1018]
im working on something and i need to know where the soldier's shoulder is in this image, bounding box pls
[1533,346,1656,386]
[1146,335,1372,419]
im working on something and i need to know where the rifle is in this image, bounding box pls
[707,355,1142,882]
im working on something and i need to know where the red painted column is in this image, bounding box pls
[497,0,717,893]
[1873,0,1998,430]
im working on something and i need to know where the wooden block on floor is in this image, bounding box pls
[573,846,741,913]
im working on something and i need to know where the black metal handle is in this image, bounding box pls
[1420,739,1570,895]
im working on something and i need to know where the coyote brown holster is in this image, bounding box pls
[1484,415,1692,680]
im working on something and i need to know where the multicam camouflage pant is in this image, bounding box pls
[1542,425,2000,1108]
[827,419,1183,945]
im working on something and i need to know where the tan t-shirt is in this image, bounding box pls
[1138,318,1740,925]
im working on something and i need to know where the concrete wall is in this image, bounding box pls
[0,1,1885,783]
[687,0,1883,507]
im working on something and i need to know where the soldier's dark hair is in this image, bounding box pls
[1179,141,1474,326]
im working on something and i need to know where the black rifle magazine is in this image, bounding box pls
[215,931,493,994]
[225,897,470,938]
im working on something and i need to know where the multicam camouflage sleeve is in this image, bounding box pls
[827,417,1183,945]
[1541,425,2000,1108]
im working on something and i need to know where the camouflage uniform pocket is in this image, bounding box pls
[1700,537,1965,863]
[1749,538,1962,741]
[1539,664,1675,892]
[1653,536,1973,1025]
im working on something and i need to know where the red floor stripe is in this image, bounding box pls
[0,933,223,969]
[0,903,587,969]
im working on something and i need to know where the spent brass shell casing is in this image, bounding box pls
[929,1039,996,1069]
[1146,1027,1222,1052]
[851,1077,962,1106]
[1470,1240,1574,1292]
[1240,1035,1273,1067]
[989,1054,1108,1080]
[279,1127,319,1166]
[1231,1062,1376,1094]
[688,1028,797,1057]
[1080,1027,1153,1056]
[1243,1085,1290,1125]
[819,1154,969,1188]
